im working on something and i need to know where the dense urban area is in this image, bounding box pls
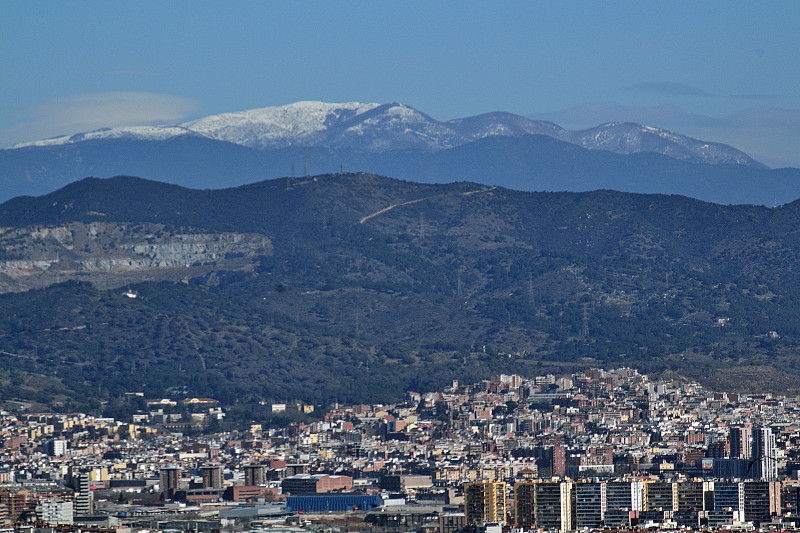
[2,368,800,533]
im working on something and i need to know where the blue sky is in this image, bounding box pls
[2,1,799,167]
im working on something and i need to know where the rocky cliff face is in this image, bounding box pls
[0,222,272,293]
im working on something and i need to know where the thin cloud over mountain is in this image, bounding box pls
[625,82,714,97]
[0,92,200,147]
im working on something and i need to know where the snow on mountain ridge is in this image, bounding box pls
[7,101,764,168]
[12,125,195,148]
[562,122,765,167]
[328,103,464,151]
[182,101,381,149]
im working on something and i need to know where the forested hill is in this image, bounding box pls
[3,174,800,412]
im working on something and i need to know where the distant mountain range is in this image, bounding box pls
[3,101,797,205]
[10,101,763,165]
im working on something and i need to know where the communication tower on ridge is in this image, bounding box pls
[581,303,590,338]
[528,273,535,307]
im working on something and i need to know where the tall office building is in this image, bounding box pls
[643,480,675,512]
[549,445,566,477]
[201,465,224,489]
[514,482,536,530]
[675,481,707,512]
[712,481,744,512]
[752,426,778,481]
[244,464,266,486]
[605,481,643,527]
[742,481,780,526]
[514,480,573,533]
[729,426,753,460]
[533,445,566,478]
[44,438,68,457]
[68,471,93,516]
[553,481,574,533]
[574,481,605,529]
[464,481,506,525]
[160,466,183,500]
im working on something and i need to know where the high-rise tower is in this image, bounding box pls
[464,481,506,525]
[752,427,777,481]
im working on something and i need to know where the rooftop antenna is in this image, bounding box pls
[419,213,425,240]
[304,145,310,177]
[456,270,464,298]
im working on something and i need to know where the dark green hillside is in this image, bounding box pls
[3,174,800,412]
[0,280,497,408]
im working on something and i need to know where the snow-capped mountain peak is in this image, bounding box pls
[182,101,381,150]
[7,101,765,168]
[564,122,765,167]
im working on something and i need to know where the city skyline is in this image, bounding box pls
[2,367,796,530]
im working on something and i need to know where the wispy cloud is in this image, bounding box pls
[626,81,714,97]
[532,102,703,130]
[732,93,789,101]
[108,70,163,78]
[1,92,200,147]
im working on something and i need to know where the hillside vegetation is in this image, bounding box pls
[2,174,800,411]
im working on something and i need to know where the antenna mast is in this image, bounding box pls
[528,273,534,307]
[581,303,590,338]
